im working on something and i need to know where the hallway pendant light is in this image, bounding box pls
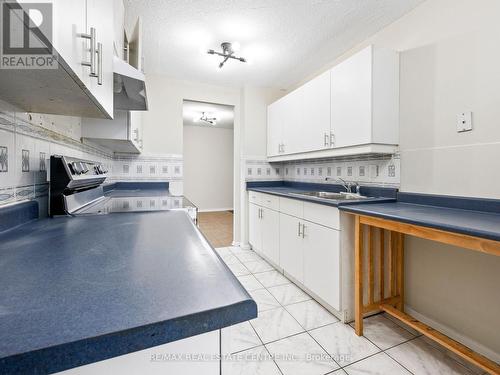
[198,112,217,125]
[207,42,247,69]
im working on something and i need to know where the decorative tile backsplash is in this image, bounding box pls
[0,146,7,172]
[0,99,183,213]
[245,154,400,187]
[0,99,115,210]
[112,153,183,182]
[245,158,283,181]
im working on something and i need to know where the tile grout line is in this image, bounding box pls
[255,260,343,374]
[246,307,285,375]
[225,247,377,372]
[229,246,349,373]
[223,247,471,375]
[340,321,416,374]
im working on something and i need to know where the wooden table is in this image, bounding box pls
[350,213,500,375]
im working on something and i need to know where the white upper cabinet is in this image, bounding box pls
[86,0,114,117]
[296,70,331,153]
[331,45,399,148]
[330,47,372,148]
[50,0,89,88]
[82,110,143,153]
[267,45,399,161]
[0,0,114,118]
[113,0,125,58]
[281,86,304,155]
[267,97,283,157]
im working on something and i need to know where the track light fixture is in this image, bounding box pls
[207,42,247,69]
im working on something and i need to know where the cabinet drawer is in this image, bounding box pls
[303,201,340,229]
[260,194,280,210]
[248,191,262,205]
[279,197,303,218]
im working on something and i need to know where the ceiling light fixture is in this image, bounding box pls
[207,42,247,69]
[199,112,217,125]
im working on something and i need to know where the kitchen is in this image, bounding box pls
[0,0,499,374]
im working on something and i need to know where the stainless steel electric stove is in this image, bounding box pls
[49,155,197,223]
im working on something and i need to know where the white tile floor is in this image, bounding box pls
[217,246,484,375]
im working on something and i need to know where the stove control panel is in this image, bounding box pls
[65,159,108,176]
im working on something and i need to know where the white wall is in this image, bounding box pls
[294,0,500,359]
[183,125,234,211]
[141,75,244,242]
[141,76,283,245]
[142,77,241,156]
[242,86,284,158]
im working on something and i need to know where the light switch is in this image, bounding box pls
[457,111,473,132]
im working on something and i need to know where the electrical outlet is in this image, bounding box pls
[457,111,473,132]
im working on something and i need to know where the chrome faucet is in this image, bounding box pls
[325,177,360,194]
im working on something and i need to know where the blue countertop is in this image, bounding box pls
[248,181,500,243]
[0,210,256,374]
[247,181,397,207]
[103,181,173,198]
[340,200,500,242]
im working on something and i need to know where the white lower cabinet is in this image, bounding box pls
[57,330,220,375]
[261,207,280,266]
[248,203,262,252]
[279,213,304,283]
[249,192,346,316]
[248,202,280,266]
[303,221,341,311]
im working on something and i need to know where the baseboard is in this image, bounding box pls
[198,208,234,213]
[237,242,251,250]
[405,306,500,364]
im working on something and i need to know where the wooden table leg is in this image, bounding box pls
[396,233,405,311]
[354,215,364,336]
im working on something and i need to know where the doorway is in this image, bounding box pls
[182,100,234,247]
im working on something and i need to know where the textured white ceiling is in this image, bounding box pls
[125,0,423,89]
[183,100,234,129]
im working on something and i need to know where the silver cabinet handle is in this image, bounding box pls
[298,222,302,237]
[324,133,329,147]
[330,132,335,147]
[81,28,97,77]
[97,42,103,85]
[260,208,263,219]
[282,143,285,153]
[302,224,306,238]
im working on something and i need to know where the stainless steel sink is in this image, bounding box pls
[289,191,370,200]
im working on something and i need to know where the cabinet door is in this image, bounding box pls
[303,222,341,310]
[87,0,114,117]
[129,111,143,151]
[297,70,331,153]
[113,0,125,59]
[267,100,283,157]
[281,87,305,155]
[279,213,303,283]
[16,0,89,86]
[261,208,279,266]
[248,204,262,251]
[330,46,372,148]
